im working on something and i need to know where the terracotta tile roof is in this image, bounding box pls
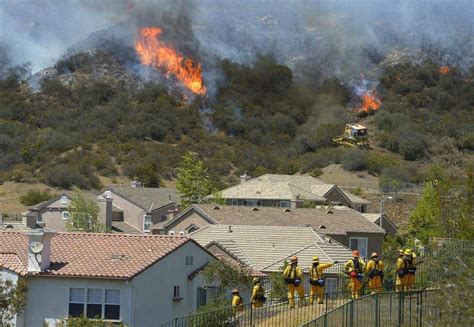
[0,231,192,279]
[179,204,385,235]
[0,253,28,276]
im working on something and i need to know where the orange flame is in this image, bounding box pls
[438,66,449,75]
[134,27,206,95]
[359,90,381,112]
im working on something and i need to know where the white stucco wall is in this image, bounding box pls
[24,277,131,327]
[130,241,215,327]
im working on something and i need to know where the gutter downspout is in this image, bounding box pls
[128,279,135,327]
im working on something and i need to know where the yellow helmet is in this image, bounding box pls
[405,248,413,255]
[253,277,260,284]
[312,256,319,262]
[398,249,404,255]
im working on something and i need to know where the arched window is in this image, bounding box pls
[186,224,199,234]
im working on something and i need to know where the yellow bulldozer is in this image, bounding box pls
[333,123,370,149]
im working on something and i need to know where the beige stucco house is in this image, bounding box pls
[220,174,371,212]
[28,181,179,234]
[154,204,387,258]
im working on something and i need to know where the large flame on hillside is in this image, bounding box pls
[439,66,450,75]
[359,90,381,112]
[134,27,206,95]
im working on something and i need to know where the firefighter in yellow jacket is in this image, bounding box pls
[395,249,407,291]
[309,256,338,304]
[345,250,366,299]
[231,289,243,313]
[366,252,384,293]
[250,278,265,308]
[404,248,417,290]
[283,256,305,308]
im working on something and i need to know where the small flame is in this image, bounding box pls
[439,66,449,75]
[358,90,381,112]
[134,27,206,95]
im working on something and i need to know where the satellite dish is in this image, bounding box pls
[30,241,44,254]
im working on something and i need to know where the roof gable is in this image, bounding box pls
[105,186,179,211]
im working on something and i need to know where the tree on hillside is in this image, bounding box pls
[66,187,106,233]
[0,278,27,326]
[176,152,215,208]
[408,181,440,243]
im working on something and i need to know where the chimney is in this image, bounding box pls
[131,180,142,188]
[240,172,251,184]
[97,196,112,230]
[167,208,178,221]
[23,211,39,229]
[26,228,57,273]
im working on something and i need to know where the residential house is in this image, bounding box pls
[190,224,353,293]
[362,213,398,235]
[28,181,179,234]
[0,228,216,327]
[155,204,386,257]
[98,182,179,233]
[221,174,370,212]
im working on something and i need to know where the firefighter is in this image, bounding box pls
[395,249,407,291]
[283,255,305,308]
[250,278,265,308]
[231,289,244,313]
[344,250,366,299]
[309,256,338,304]
[366,252,384,293]
[404,248,417,290]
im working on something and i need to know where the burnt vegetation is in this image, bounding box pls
[0,52,472,190]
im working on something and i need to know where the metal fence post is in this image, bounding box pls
[349,299,354,327]
[375,293,379,327]
[397,291,403,327]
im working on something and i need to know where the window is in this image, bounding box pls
[243,199,257,206]
[169,231,175,235]
[87,288,102,319]
[61,196,68,204]
[185,256,194,266]
[349,237,368,258]
[186,224,199,234]
[62,211,70,220]
[143,215,151,232]
[104,289,120,320]
[173,285,180,298]
[105,191,112,198]
[179,231,185,236]
[231,200,238,206]
[68,288,120,320]
[279,201,291,208]
[69,288,85,317]
[197,287,207,308]
[161,215,167,222]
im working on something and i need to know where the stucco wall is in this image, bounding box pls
[167,211,210,235]
[23,277,131,327]
[38,197,71,232]
[130,241,215,326]
[378,218,397,235]
[99,191,145,231]
[329,232,384,259]
[150,203,176,226]
[324,188,350,207]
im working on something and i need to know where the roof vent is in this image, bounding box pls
[111,254,126,261]
[228,225,233,233]
[326,210,334,214]
[251,207,259,211]
[213,206,220,210]
[319,225,326,229]
[283,208,291,212]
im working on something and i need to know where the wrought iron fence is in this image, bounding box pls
[162,290,354,327]
[301,288,439,327]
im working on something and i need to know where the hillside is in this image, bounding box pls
[0,51,473,208]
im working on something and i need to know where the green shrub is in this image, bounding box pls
[366,152,398,175]
[340,149,368,171]
[398,134,426,161]
[19,189,55,206]
[42,164,101,190]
